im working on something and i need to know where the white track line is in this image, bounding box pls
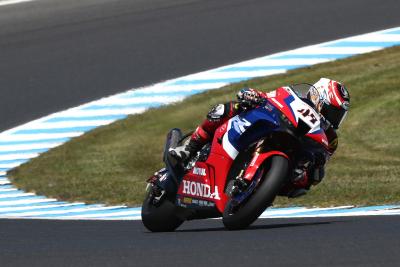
[0,0,34,7]
[0,198,58,206]
[26,120,116,130]
[0,142,63,152]
[0,192,36,199]
[178,69,287,81]
[1,206,127,217]
[0,188,18,192]
[0,153,39,161]
[59,210,142,219]
[286,46,383,55]
[232,58,332,67]
[91,95,185,106]
[346,34,400,42]
[51,107,148,118]
[122,83,229,95]
[0,203,84,213]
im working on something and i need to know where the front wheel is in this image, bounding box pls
[141,186,183,232]
[222,155,289,230]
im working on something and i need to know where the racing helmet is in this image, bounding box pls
[308,78,350,129]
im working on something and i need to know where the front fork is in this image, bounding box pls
[229,140,265,197]
[238,140,289,184]
[228,141,289,206]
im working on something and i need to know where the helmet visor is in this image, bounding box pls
[321,103,348,129]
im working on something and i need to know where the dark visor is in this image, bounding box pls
[321,103,348,129]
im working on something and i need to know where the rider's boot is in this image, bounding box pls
[169,126,210,162]
[169,139,200,162]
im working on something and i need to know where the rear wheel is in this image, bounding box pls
[222,155,289,230]
[141,187,183,232]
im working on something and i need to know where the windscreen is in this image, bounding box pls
[289,83,318,99]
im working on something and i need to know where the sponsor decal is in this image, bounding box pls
[183,197,192,204]
[297,108,318,124]
[232,116,251,134]
[192,167,206,176]
[264,102,274,111]
[289,95,321,130]
[159,173,168,181]
[198,199,215,207]
[249,153,259,167]
[177,195,215,208]
[176,197,184,207]
[182,180,221,200]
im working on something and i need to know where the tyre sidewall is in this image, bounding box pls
[223,155,289,230]
[141,189,183,232]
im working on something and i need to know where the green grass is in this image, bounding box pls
[8,46,400,207]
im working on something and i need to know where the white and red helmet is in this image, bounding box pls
[309,78,350,129]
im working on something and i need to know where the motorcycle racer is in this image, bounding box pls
[169,78,350,197]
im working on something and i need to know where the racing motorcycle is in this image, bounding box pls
[142,84,329,231]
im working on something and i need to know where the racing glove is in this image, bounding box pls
[236,88,263,109]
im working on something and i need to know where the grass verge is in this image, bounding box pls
[8,46,400,207]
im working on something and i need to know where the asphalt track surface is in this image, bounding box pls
[1,0,400,266]
[2,0,400,132]
[1,216,400,267]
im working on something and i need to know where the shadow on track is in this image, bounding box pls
[172,220,343,233]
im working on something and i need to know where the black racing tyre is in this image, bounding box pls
[222,156,289,230]
[141,189,183,232]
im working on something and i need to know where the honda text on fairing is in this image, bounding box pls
[142,84,332,231]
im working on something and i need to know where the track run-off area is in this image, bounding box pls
[1,0,400,266]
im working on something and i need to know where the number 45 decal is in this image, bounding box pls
[297,108,318,124]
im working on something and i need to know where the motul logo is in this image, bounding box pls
[182,180,221,200]
[192,167,206,176]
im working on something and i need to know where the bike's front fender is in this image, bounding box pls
[243,151,289,182]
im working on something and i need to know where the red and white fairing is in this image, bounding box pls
[176,86,330,213]
[266,86,330,149]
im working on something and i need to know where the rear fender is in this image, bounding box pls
[243,151,289,182]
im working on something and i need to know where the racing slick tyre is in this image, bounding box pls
[223,155,288,230]
[141,189,183,232]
